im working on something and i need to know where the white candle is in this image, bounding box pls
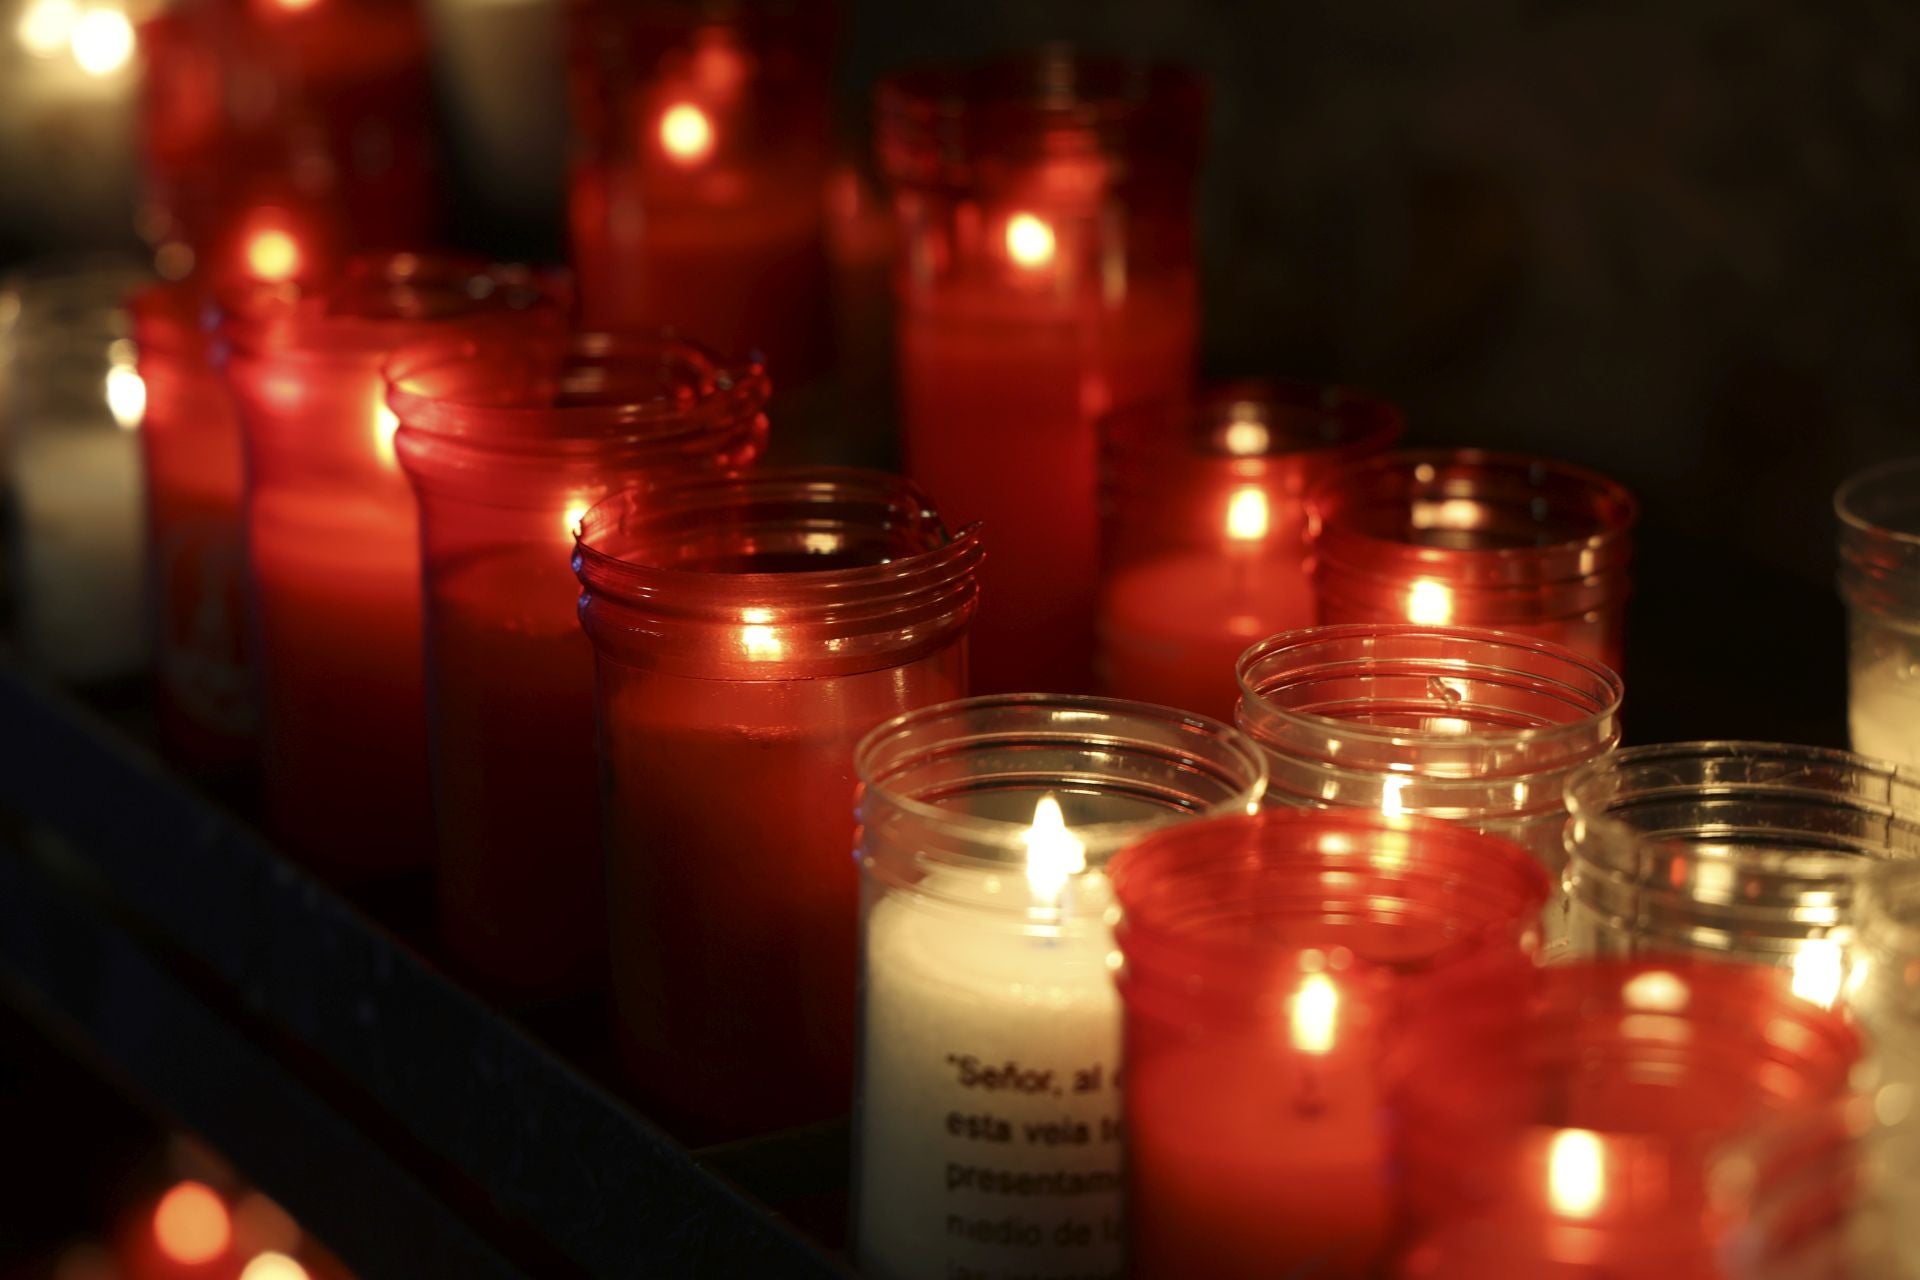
[855,802,1125,1280]
[1849,650,1920,769]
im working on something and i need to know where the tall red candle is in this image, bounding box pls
[1388,960,1860,1278]
[877,55,1205,694]
[132,282,256,778]
[219,255,560,882]
[565,0,833,380]
[574,469,982,1140]
[1309,449,1638,674]
[387,331,768,1001]
[1109,808,1549,1280]
[1096,381,1403,719]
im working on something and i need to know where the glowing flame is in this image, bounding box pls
[740,607,783,659]
[105,363,145,428]
[1623,969,1689,1013]
[70,5,132,76]
[373,401,400,467]
[1406,578,1453,626]
[1005,213,1056,269]
[245,228,302,283]
[1791,940,1845,1008]
[239,1254,310,1280]
[1225,486,1270,542]
[563,500,590,539]
[660,102,715,165]
[271,0,321,11]
[1221,408,1270,457]
[1291,973,1339,1054]
[1380,774,1409,818]
[17,0,76,56]
[1547,1129,1607,1219]
[1023,793,1086,905]
[153,1181,232,1265]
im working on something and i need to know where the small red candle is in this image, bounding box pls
[132,282,256,779]
[219,255,561,882]
[1096,381,1403,719]
[1389,960,1860,1277]
[565,0,833,379]
[1109,808,1549,1280]
[573,469,982,1140]
[877,55,1205,694]
[1308,449,1638,674]
[387,331,768,1000]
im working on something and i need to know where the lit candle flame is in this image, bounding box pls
[105,363,144,429]
[373,402,400,467]
[740,607,783,659]
[1221,408,1270,457]
[1006,212,1056,270]
[69,5,132,76]
[153,1181,232,1265]
[1291,973,1339,1054]
[660,102,715,165]
[239,1253,310,1280]
[563,500,590,539]
[1023,793,1086,905]
[1380,774,1409,818]
[1226,486,1270,542]
[1790,940,1845,1008]
[1406,578,1453,626]
[1547,1128,1607,1219]
[245,228,302,283]
[17,0,76,57]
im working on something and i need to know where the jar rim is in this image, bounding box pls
[1835,457,1920,546]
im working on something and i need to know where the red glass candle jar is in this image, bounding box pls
[132,281,255,778]
[1096,381,1403,719]
[137,0,439,285]
[387,331,768,1001]
[565,0,833,379]
[1309,449,1638,674]
[1109,808,1548,1280]
[877,54,1205,694]
[1237,624,1622,953]
[220,255,560,883]
[1388,960,1860,1278]
[574,468,982,1139]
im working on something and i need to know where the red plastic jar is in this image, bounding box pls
[877,53,1206,694]
[565,0,834,379]
[573,467,982,1140]
[1095,380,1403,720]
[1309,449,1638,674]
[132,281,255,777]
[219,254,561,883]
[1388,960,1860,1278]
[1110,808,1549,1280]
[387,330,768,1001]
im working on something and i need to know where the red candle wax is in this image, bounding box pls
[220,256,560,882]
[565,3,833,378]
[574,469,982,1140]
[878,55,1206,694]
[132,282,256,777]
[1109,808,1550,1280]
[388,332,768,1000]
[1096,382,1403,719]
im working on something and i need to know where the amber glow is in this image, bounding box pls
[17,0,76,56]
[153,1181,232,1265]
[239,1253,310,1280]
[659,102,715,165]
[1023,793,1087,905]
[1226,486,1270,542]
[739,607,783,659]
[1547,1129,1607,1219]
[1380,774,1409,818]
[1005,213,1057,269]
[245,228,302,283]
[1291,973,1339,1055]
[105,363,145,428]
[1221,407,1270,457]
[373,402,400,467]
[1406,578,1453,626]
[1790,940,1845,1008]
[563,500,591,539]
[70,5,133,76]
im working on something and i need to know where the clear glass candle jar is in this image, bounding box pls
[1836,458,1920,768]
[1841,859,1920,1276]
[1389,960,1861,1279]
[1309,449,1638,675]
[574,467,982,1142]
[1095,380,1404,722]
[0,258,151,686]
[1563,741,1920,1006]
[388,330,768,1002]
[877,54,1205,695]
[1109,808,1548,1280]
[1237,624,1623,951]
[219,255,561,883]
[565,0,833,378]
[132,281,255,777]
[851,694,1267,1280]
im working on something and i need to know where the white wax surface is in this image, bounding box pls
[10,422,145,682]
[1850,654,1920,770]
[856,873,1124,1280]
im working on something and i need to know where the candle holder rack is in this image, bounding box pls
[0,659,853,1279]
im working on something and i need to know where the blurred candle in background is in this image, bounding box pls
[219,255,560,884]
[0,257,150,685]
[1096,381,1402,719]
[388,330,766,1001]
[565,0,833,381]
[876,54,1206,694]
[1835,457,1920,768]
